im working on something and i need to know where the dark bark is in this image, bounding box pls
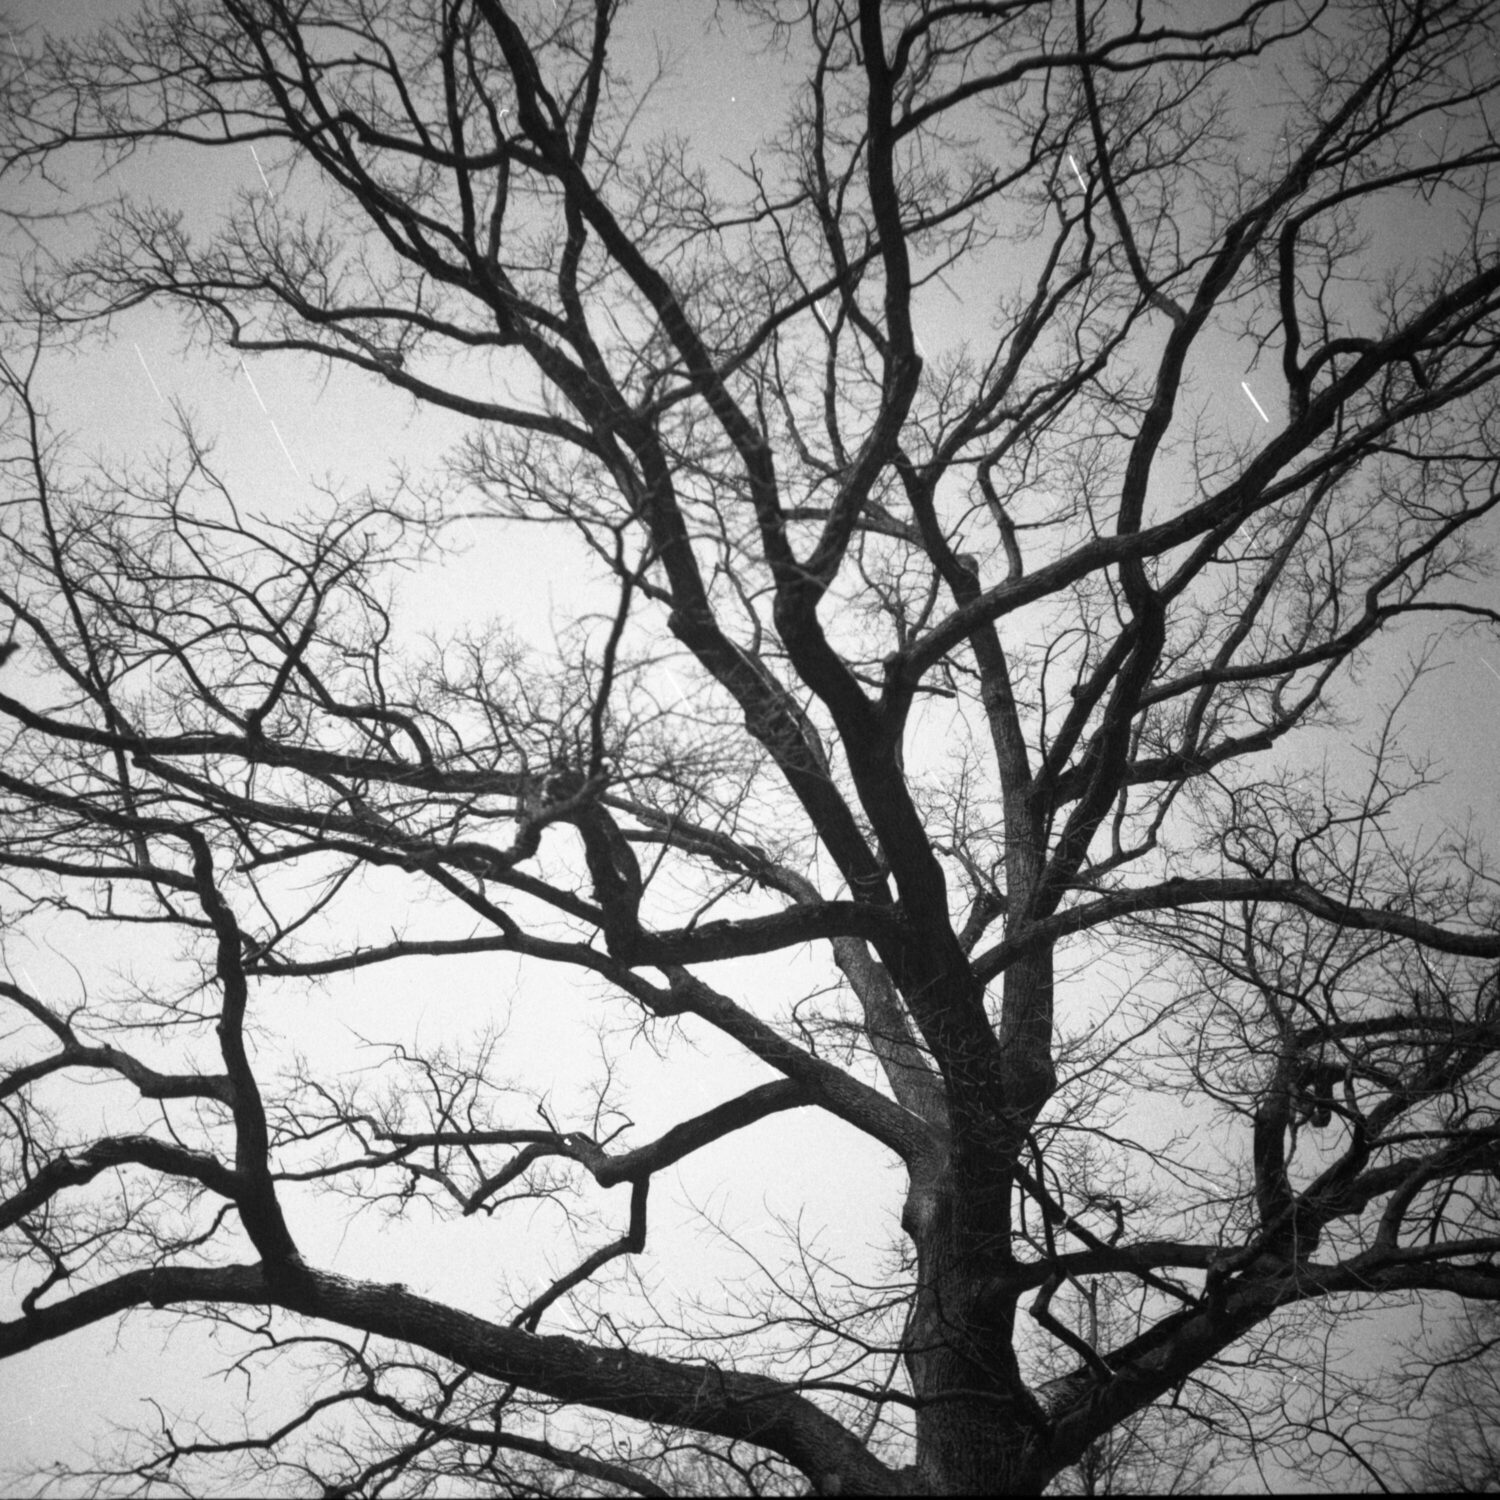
[3,0,1500,1493]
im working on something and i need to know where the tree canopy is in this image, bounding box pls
[2,0,1500,1493]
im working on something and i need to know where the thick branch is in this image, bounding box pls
[0,1263,911,1496]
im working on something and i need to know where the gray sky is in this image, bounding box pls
[2,1,1497,1491]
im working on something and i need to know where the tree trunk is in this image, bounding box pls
[905,1158,1047,1493]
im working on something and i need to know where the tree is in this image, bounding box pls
[1032,1274,1229,1495]
[1415,1303,1500,1492]
[2,0,1500,1492]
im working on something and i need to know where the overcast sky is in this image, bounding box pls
[2,2,1497,1491]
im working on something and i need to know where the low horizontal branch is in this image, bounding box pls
[0,1261,911,1496]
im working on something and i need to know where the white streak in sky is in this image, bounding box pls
[134,344,166,404]
[240,357,270,413]
[658,666,691,713]
[5,32,31,85]
[269,419,298,477]
[1241,382,1270,423]
[249,145,273,196]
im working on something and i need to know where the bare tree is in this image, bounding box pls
[1032,1274,1228,1494]
[1408,1300,1500,1492]
[3,0,1500,1493]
